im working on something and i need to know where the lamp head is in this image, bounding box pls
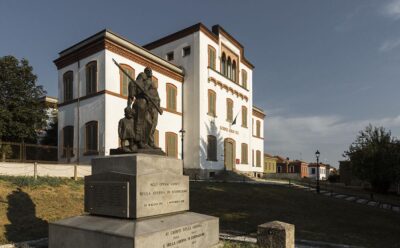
[315,150,320,159]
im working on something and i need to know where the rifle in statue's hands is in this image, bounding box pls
[113,59,163,115]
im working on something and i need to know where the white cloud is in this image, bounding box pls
[379,38,400,52]
[264,114,400,167]
[382,0,400,20]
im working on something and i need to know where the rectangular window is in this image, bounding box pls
[207,135,217,161]
[241,143,248,164]
[256,120,261,137]
[312,168,316,174]
[256,150,261,167]
[208,90,216,117]
[86,61,97,95]
[166,52,174,61]
[208,46,216,69]
[85,121,98,155]
[242,106,247,127]
[63,71,73,102]
[242,69,247,89]
[165,132,178,158]
[182,46,191,57]
[166,84,177,111]
[226,99,233,122]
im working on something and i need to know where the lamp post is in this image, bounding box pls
[315,150,320,194]
[179,129,186,165]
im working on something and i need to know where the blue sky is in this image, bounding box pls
[1,0,400,166]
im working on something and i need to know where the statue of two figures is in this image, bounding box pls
[117,66,164,155]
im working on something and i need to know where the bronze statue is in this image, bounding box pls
[112,59,164,155]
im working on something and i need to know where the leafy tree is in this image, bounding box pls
[0,56,47,143]
[344,124,400,193]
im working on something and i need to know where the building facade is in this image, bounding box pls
[308,163,327,180]
[54,23,265,178]
[264,153,277,174]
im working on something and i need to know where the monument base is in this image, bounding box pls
[49,212,219,248]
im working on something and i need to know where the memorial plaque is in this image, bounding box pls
[85,181,129,218]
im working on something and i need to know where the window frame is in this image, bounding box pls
[241,69,247,89]
[207,135,218,161]
[182,46,191,57]
[84,121,99,156]
[63,71,73,102]
[166,51,174,61]
[166,83,177,112]
[241,106,248,128]
[226,98,233,122]
[208,45,216,70]
[207,89,217,117]
[85,61,98,96]
[256,120,261,137]
[241,143,248,164]
[165,132,178,158]
[119,64,135,97]
[256,150,261,167]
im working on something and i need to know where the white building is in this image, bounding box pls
[54,23,265,178]
[308,163,327,180]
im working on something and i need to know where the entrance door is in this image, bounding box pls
[224,138,235,171]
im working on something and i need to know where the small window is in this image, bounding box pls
[256,120,261,137]
[241,143,248,164]
[166,52,174,61]
[312,168,316,174]
[242,69,247,89]
[166,83,177,111]
[63,71,73,102]
[165,132,178,158]
[208,46,216,69]
[242,106,247,127]
[85,121,98,155]
[86,61,97,95]
[207,135,217,161]
[182,46,191,57]
[208,90,216,117]
[226,98,233,122]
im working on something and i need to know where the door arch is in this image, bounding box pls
[224,138,236,171]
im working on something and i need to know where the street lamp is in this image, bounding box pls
[315,150,320,193]
[179,129,186,162]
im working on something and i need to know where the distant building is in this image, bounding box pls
[37,96,58,142]
[308,163,327,180]
[275,155,289,173]
[288,160,308,178]
[264,153,277,174]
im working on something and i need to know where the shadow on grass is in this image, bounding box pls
[5,188,48,243]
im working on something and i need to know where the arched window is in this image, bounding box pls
[86,61,97,95]
[85,121,98,155]
[232,61,237,82]
[207,135,217,161]
[166,83,177,111]
[241,69,247,89]
[226,98,233,122]
[208,89,216,117]
[119,64,135,97]
[208,45,216,70]
[227,57,232,79]
[241,106,247,127]
[63,71,73,102]
[221,53,226,76]
[165,132,178,158]
[62,126,74,157]
[241,143,248,164]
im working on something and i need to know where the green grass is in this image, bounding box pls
[190,182,400,248]
[0,177,399,247]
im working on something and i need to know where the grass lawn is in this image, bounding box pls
[0,177,399,247]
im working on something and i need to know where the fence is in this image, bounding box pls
[0,142,58,163]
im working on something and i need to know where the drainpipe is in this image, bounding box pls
[76,59,80,165]
[179,66,186,168]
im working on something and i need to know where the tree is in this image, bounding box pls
[344,124,400,193]
[0,55,47,143]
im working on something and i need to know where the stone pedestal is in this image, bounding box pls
[49,154,219,248]
[257,221,295,248]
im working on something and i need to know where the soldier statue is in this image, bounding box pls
[113,60,164,155]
